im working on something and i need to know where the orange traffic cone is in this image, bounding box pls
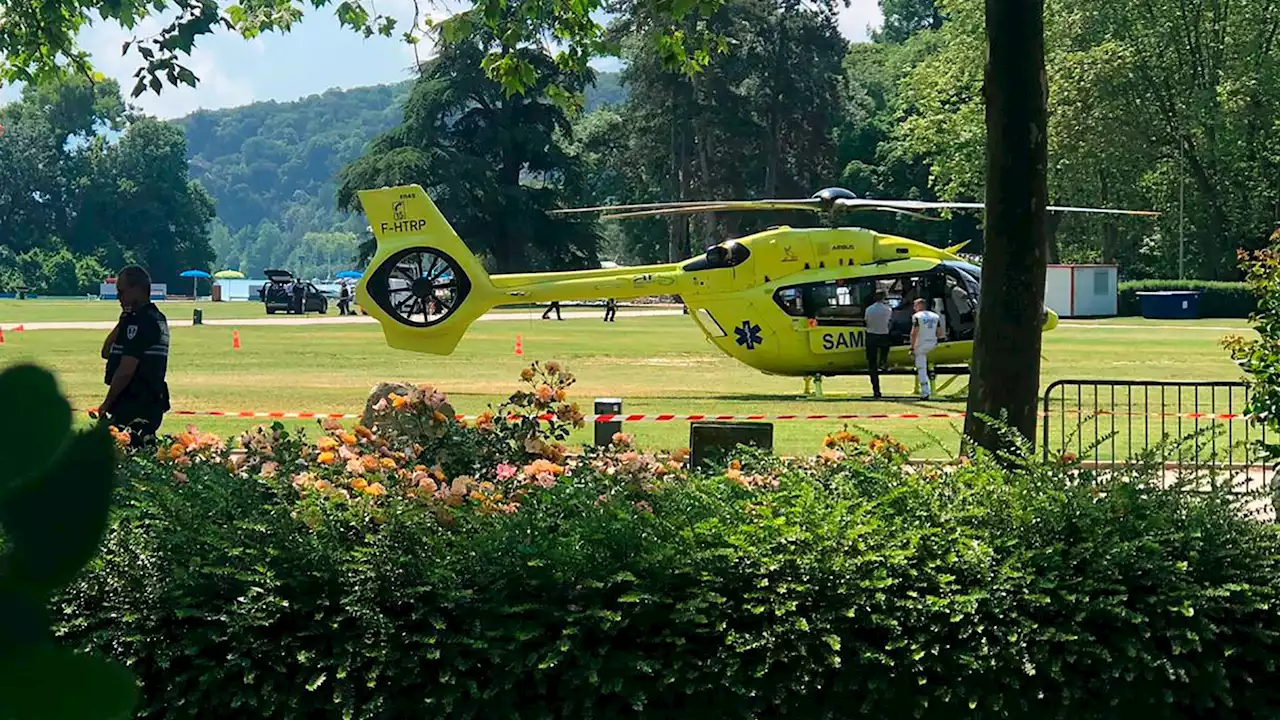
[14,324,22,332]
[0,327,5,345]
[514,334,523,356]
[232,330,241,350]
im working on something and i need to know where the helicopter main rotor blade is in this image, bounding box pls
[552,198,824,216]
[600,201,824,220]
[601,202,945,222]
[832,198,1160,217]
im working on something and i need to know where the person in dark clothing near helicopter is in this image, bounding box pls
[862,292,893,399]
[292,280,305,314]
[541,301,563,320]
[603,298,618,322]
[338,280,353,316]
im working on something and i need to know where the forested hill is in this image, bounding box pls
[172,72,624,277]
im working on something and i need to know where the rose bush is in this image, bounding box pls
[60,362,1280,719]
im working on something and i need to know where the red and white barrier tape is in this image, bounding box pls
[77,409,1256,422]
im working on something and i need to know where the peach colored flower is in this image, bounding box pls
[352,478,369,492]
[535,384,556,403]
[380,457,397,470]
[363,482,387,496]
[355,425,374,440]
[520,367,535,381]
[671,448,690,464]
[339,445,359,461]
[346,458,365,476]
[321,418,342,431]
[314,480,333,493]
[317,436,339,451]
[261,461,279,478]
[450,476,473,496]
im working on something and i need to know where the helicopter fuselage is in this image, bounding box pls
[351,185,1059,371]
[486,225,1058,378]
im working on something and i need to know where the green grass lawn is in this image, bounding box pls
[0,311,1253,458]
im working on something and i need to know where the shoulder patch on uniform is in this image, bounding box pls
[127,325,138,340]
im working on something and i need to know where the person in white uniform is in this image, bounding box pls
[910,297,944,400]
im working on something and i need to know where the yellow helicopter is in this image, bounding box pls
[354,185,1157,395]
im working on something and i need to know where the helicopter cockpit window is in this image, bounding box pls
[683,241,751,272]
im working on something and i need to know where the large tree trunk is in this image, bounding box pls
[963,0,1049,454]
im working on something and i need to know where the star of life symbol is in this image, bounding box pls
[734,321,763,350]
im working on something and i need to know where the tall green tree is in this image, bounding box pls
[0,76,214,291]
[599,0,847,263]
[963,0,1049,453]
[337,29,600,273]
[875,0,944,43]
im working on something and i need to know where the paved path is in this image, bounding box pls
[2,307,688,332]
[1059,322,1245,332]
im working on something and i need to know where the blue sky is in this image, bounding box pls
[1,0,883,119]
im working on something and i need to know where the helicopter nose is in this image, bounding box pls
[1041,306,1060,332]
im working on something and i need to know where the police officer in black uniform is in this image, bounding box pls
[99,266,171,445]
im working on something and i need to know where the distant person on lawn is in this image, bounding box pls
[99,266,171,445]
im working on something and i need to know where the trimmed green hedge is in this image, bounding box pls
[55,425,1280,719]
[1118,280,1255,318]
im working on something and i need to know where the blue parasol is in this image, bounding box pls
[180,269,212,298]
[335,270,363,279]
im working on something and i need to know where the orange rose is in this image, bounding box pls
[317,451,337,465]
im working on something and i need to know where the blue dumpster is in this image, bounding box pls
[1135,290,1202,320]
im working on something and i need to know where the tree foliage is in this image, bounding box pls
[569,0,849,264]
[0,75,214,293]
[0,0,719,103]
[336,29,601,273]
[896,0,1280,278]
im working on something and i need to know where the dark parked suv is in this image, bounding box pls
[260,269,328,314]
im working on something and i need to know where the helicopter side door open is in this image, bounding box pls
[772,267,976,349]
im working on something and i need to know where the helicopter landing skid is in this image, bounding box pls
[802,367,971,401]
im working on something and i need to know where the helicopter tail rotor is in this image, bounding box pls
[355,185,497,355]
